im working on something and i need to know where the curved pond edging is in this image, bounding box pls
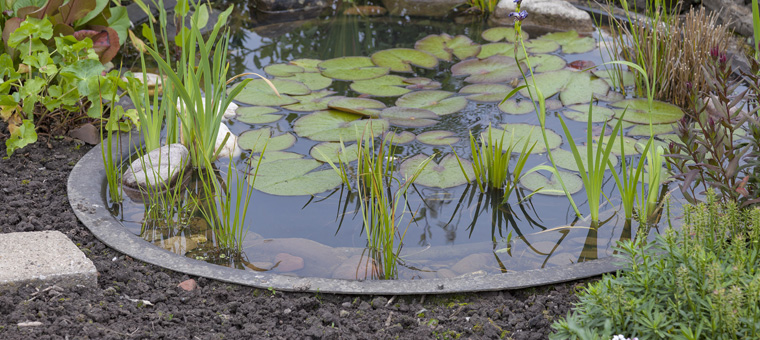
[68,133,625,295]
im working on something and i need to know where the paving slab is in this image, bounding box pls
[0,231,97,292]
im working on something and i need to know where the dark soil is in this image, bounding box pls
[0,129,594,339]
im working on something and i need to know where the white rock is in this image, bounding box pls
[122,144,189,190]
[176,97,238,120]
[492,0,593,32]
[215,123,241,159]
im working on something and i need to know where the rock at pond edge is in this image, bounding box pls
[123,144,190,191]
[491,0,593,33]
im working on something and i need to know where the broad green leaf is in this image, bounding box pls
[379,107,438,127]
[552,146,619,172]
[520,171,583,195]
[319,56,389,81]
[370,48,438,73]
[384,130,416,144]
[476,42,516,59]
[327,97,386,117]
[627,123,677,136]
[235,106,283,124]
[414,34,480,61]
[531,54,567,72]
[282,90,337,112]
[498,99,535,115]
[280,72,332,91]
[593,69,635,87]
[518,70,575,98]
[538,30,596,54]
[610,99,685,125]
[264,63,304,77]
[404,77,441,90]
[481,26,528,42]
[563,105,615,123]
[290,58,322,72]
[395,90,467,116]
[231,78,309,106]
[238,127,296,152]
[459,84,512,102]
[592,135,641,155]
[401,154,473,188]
[451,55,523,83]
[5,119,37,158]
[293,110,389,142]
[416,131,460,145]
[489,123,562,154]
[523,39,560,53]
[560,72,611,106]
[249,157,341,196]
[107,6,131,45]
[350,75,411,97]
[310,142,359,163]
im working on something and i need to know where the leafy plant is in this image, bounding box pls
[551,191,760,339]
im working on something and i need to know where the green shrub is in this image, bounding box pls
[551,191,760,340]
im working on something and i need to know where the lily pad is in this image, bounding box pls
[379,107,439,127]
[310,142,359,163]
[290,58,322,73]
[518,70,575,98]
[264,63,304,77]
[351,75,411,97]
[384,130,416,144]
[238,127,296,152]
[251,151,304,163]
[611,99,685,125]
[451,55,523,83]
[481,27,527,42]
[559,72,610,106]
[404,77,442,90]
[523,39,560,53]
[627,123,677,136]
[417,131,460,145]
[520,171,583,195]
[459,84,512,102]
[235,106,283,124]
[531,54,567,73]
[370,48,439,73]
[293,110,389,142]
[552,146,619,172]
[396,90,467,116]
[593,69,635,88]
[280,72,332,91]
[401,154,473,188]
[538,31,596,54]
[563,105,615,123]
[489,123,562,154]
[498,99,535,115]
[476,42,517,59]
[231,78,310,106]
[592,135,642,155]
[282,90,338,112]
[328,97,386,117]
[249,156,341,196]
[319,56,389,81]
[414,34,480,61]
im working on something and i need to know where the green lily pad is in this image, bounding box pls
[531,54,567,73]
[459,84,512,102]
[481,27,528,42]
[280,72,332,91]
[523,39,560,53]
[249,157,341,196]
[611,99,685,125]
[417,131,460,145]
[595,91,625,102]
[264,63,304,77]
[538,31,596,54]
[384,130,416,144]
[401,154,473,188]
[290,58,322,73]
[238,127,296,152]
[414,34,481,61]
[370,48,438,73]
[395,90,467,116]
[319,56,389,81]
[379,107,439,127]
[282,90,338,112]
[563,105,615,123]
[250,151,304,164]
[446,35,481,60]
[404,77,442,90]
[520,171,583,195]
[310,142,359,163]
[451,55,523,83]
[518,70,574,98]
[560,72,610,106]
[592,135,642,155]
[350,75,411,97]
[552,146,619,172]
[593,69,635,88]
[627,123,677,136]
[235,106,283,124]
[476,42,518,59]
[498,99,535,115]
[293,110,389,142]
[328,97,386,117]
[231,78,309,106]
[488,123,562,154]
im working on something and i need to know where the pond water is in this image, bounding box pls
[111,7,685,280]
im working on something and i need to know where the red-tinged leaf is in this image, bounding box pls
[681,169,700,190]
[30,0,64,19]
[17,6,39,19]
[2,18,22,47]
[74,26,119,63]
[53,23,75,38]
[59,0,96,25]
[569,60,595,70]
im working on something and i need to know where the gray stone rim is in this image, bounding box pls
[68,131,625,295]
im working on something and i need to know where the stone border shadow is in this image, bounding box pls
[68,132,624,295]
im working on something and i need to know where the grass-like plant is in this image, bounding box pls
[550,191,760,339]
[465,0,498,14]
[607,124,650,221]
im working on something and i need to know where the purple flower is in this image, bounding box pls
[509,10,528,21]
[719,52,727,65]
[513,0,522,4]
[710,46,719,59]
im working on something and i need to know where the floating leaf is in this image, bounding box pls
[563,104,615,123]
[459,84,512,102]
[594,69,635,87]
[611,99,685,125]
[395,90,467,116]
[592,135,641,155]
[414,34,480,61]
[401,154,473,188]
[628,123,677,136]
[569,60,596,70]
[520,171,583,195]
[531,54,566,72]
[280,72,332,91]
[489,123,562,154]
[498,99,535,115]
[417,131,460,145]
[251,151,304,163]
[451,55,523,83]
[319,57,388,81]
[384,130,416,144]
[235,106,283,124]
[370,48,438,73]
[518,70,574,98]
[351,75,411,97]
[293,110,389,142]
[552,146,619,172]
[238,127,296,152]
[446,35,481,60]
[538,30,596,54]
[379,107,438,127]
[328,97,386,117]
[310,142,359,163]
[232,78,309,106]
[523,39,560,53]
[481,27,527,42]
[282,90,338,112]
[249,157,342,196]
[264,63,304,77]
[404,77,441,90]
[290,59,322,73]
[476,42,516,59]
[560,72,610,106]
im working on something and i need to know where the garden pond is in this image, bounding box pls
[110,10,687,280]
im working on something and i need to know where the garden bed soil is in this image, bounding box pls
[0,126,594,339]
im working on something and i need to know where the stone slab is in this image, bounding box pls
[491,0,594,32]
[0,231,97,292]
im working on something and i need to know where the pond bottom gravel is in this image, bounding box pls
[0,124,597,339]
